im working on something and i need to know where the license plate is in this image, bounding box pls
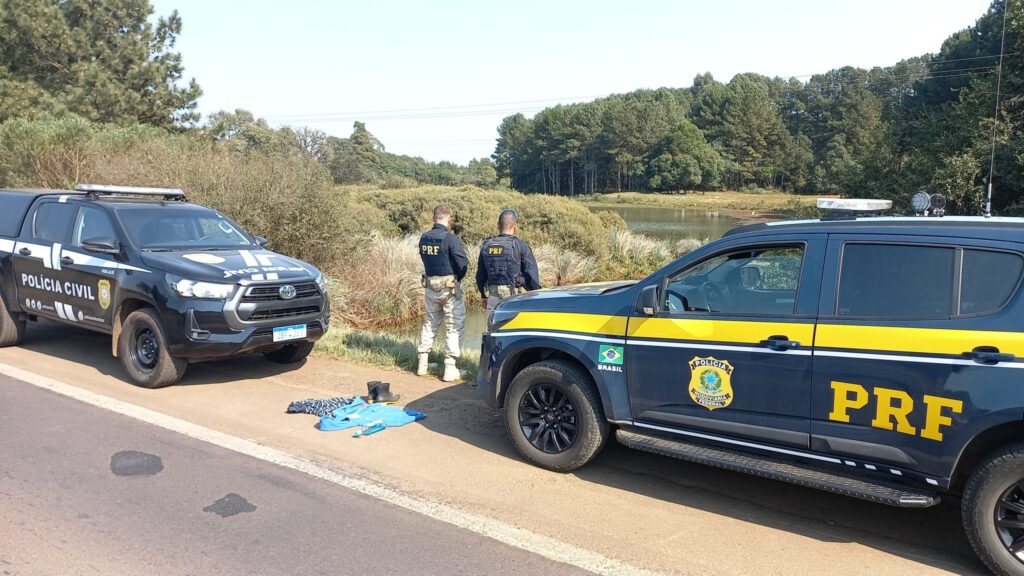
[273,324,307,342]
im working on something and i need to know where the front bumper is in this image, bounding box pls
[160,278,331,360]
[171,318,328,360]
[477,333,500,408]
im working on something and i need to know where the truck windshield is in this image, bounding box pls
[117,207,254,250]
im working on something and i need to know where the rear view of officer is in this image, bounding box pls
[417,205,468,382]
[476,209,541,324]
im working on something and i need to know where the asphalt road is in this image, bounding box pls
[0,320,994,575]
[0,376,588,576]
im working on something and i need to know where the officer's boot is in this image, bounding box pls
[442,357,460,382]
[416,353,429,377]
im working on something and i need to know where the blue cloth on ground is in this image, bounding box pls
[317,397,426,432]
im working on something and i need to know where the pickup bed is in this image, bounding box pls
[0,184,330,387]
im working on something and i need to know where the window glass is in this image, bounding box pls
[32,203,76,243]
[72,206,117,246]
[116,207,252,249]
[838,244,954,318]
[960,249,1023,315]
[665,246,803,315]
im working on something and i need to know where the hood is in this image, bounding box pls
[140,248,317,283]
[516,281,636,300]
[501,281,637,311]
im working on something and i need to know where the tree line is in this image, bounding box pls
[0,0,497,190]
[493,0,1024,213]
[1,0,1021,214]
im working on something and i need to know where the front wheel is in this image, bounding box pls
[117,308,187,388]
[264,341,314,364]
[504,360,609,472]
[963,442,1024,576]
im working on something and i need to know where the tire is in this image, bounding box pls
[963,442,1024,576]
[117,308,187,388]
[264,341,314,364]
[503,359,609,472]
[0,292,25,347]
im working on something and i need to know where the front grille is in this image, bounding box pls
[249,306,321,321]
[242,282,319,303]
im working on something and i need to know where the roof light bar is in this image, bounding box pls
[76,183,186,200]
[816,198,893,212]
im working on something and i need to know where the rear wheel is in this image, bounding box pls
[504,360,609,472]
[117,308,187,388]
[264,341,314,364]
[963,442,1024,576]
[0,292,25,347]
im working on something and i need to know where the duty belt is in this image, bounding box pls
[485,285,515,298]
[424,274,457,292]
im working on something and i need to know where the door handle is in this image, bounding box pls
[760,335,800,351]
[964,346,1016,365]
[61,256,74,266]
[17,247,31,256]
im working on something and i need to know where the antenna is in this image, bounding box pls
[985,0,1010,218]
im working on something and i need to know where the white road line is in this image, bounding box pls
[0,362,663,576]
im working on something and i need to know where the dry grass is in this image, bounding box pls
[315,326,480,381]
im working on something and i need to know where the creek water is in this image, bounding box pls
[395,206,745,352]
[593,205,742,241]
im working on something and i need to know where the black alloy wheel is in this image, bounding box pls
[995,481,1024,562]
[518,382,580,454]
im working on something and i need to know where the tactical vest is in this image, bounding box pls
[482,235,520,288]
[419,227,454,277]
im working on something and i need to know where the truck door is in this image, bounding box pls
[12,200,76,322]
[811,236,1024,482]
[60,204,122,330]
[625,235,825,449]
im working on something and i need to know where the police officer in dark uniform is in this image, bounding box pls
[417,205,468,382]
[476,209,541,324]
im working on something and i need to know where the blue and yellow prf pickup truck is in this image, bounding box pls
[478,199,1024,575]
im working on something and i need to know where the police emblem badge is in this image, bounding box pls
[98,279,111,310]
[688,356,734,410]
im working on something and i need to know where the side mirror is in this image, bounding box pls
[254,236,269,248]
[82,237,121,254]
[639,285,660,316]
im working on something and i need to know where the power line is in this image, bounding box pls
[263,95,606,120]
[254,53,1013,126]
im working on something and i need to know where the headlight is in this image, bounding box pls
[167,275,236,299]
[488,308,519,332]
[314,272,329,294]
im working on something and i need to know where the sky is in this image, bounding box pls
[151,0,993,164]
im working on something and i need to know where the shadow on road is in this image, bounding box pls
[406,383,986,576]
[18,319,303,386]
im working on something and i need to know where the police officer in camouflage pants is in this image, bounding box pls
[476,209,541,325]
[417,205,469,382]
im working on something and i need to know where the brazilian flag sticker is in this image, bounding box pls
[599,345,624,365]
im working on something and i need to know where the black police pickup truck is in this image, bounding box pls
[478,199,1024,575]
[0,185,330,388]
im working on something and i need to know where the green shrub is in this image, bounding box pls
[348,185,616,257]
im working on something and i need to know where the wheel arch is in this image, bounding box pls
[111,296,155,357]
[496,343,611,419]
[952,418,1024,490]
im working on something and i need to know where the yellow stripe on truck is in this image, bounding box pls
[499,312,628,337]
[816,324,1024,357]
[627,317,815,344]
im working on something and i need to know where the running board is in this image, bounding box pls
[616,429,939,508]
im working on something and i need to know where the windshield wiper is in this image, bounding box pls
[143,247,175,252]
